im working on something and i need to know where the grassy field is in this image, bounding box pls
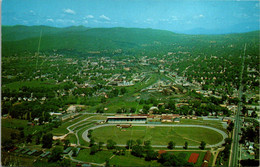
[92,126,223,146]
[75,148,160,166]
[74,148,208,166]
[64,133,77,144]
[110,151,160,166]
[75,148,113,164]
[179,118,227,132]
[2,118,44,138]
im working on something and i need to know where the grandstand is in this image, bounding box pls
[106,116,147,123]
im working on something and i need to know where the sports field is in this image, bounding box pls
[91,126,223,146]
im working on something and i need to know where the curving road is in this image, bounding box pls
[82,124,228,148]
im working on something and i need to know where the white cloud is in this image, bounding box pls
[171,16,179,21]
[99,15,110,20]
[144,18,154,24]
[159,19,169,22]
[199,14,204,18]
[63,8,75,15]
[46,19,54,22]
[193,14,205,19]
[83,20,88,24]
[29,10,36,16]
[85,15,94,19]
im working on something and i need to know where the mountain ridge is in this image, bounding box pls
[2,25,259,56]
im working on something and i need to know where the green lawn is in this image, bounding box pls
[92,126,223,146]
[75,149,160,166]
[2,118,44,136]
[75,148,113,164]
[179,119,227,132]
[110,152,160,166]
[64,133,77,144]
[74,148,207,166]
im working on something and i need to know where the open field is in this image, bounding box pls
[75,148,113,164]
[75,148,160,166]
[2,118,44,137]
[110,151,160,166]
[74,148,209,166]
[91,126,223,146]
[178,118,227,132]
[64,133,77,144]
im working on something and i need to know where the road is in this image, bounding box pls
[82,124,228,148]
[229,44,246,167]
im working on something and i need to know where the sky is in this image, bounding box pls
[2,0,260,34]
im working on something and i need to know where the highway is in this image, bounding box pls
[229,44,246,167]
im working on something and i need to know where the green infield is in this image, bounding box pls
[91,126,223,146]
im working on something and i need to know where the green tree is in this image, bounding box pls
[107,139,116,149]
[227,122,234,132]
[11,132,17,140]
[64,139,70,149]
[2,139,14,151]
[42,133,53,148]
[145,150,158,161]
[136,139,142,146]
[20,130,25,139]
[130,107,136,113]
[98,141,104,151]
[143,105,150,114]
[199,141,206,150]
[26,134,33,143]
[184,141,188,149]
[72,148,78,156]
[105,158,110,167]
[168,100,176,111]
[48,147,63,162]
[126,140,136,149]
[59,159,71,166]
[167,141,175,149]
[90,144,98,155]
[35,134,42,145]
[89,138,95,147]
[144,140,152,151]
[131,145,144,157]
[120,87,127,94]
[88,129,93,138]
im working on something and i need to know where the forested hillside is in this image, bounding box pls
[2,25,259,56]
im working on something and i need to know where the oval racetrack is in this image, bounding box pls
[82,124,228,148]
